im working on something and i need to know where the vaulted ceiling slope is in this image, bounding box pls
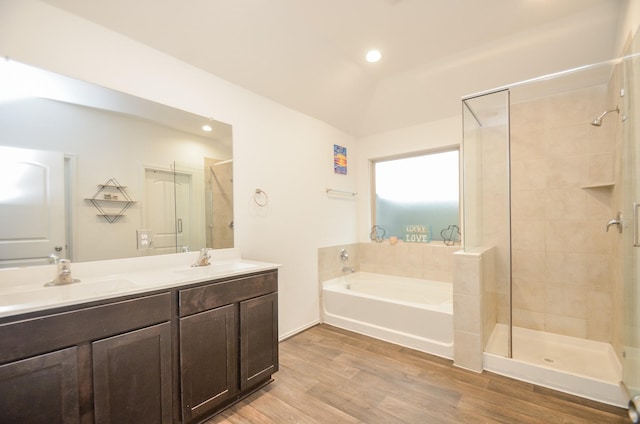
[42,0,625,136]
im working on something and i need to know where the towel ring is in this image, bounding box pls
[253,189,268,207]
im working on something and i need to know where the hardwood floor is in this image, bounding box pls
[206,324,629,424]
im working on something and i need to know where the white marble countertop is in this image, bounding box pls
[0,248,280,318]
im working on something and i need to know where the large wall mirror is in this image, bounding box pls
[0,60,233,268]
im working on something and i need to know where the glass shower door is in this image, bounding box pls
[622,34,640,415]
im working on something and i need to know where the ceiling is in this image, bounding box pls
[41,0,625,136]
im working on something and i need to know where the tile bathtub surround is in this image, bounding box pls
[318,242,459,283]
[317,243,359,283]
[357,241,460,282]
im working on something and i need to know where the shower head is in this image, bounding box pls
[591,105,620,126]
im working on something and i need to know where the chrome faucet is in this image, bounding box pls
[192,248,211,267]
[45,259,80,286]
[342,266,355,273]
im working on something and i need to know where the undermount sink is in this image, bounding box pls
[175,261,258,277]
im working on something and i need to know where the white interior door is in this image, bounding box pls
[144,169,192,255]
[174,173,192,251]
[0,146,66,267]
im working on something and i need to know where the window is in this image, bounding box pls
[373,149,459,242]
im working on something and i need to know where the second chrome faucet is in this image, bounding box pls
[192,248,211,267]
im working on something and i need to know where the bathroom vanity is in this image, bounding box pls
[0,250,279,424]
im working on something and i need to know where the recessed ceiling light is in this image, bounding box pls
[366,49,381,63]
[202,124,213,132]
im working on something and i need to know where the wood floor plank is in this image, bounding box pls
[205,324,629,424]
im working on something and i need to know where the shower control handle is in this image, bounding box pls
[606,212,622,233]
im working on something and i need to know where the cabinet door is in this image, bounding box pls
[92,322,172,424]
[0,346,80,424]
[180,304,237,423]
[240,292,278,390]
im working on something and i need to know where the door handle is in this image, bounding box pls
[177,219,183,234]
[634,203,640,247]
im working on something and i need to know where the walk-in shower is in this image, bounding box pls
[462,51,639,410]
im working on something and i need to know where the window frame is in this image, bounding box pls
[370,145,461,243]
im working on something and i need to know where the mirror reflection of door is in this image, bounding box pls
[206,158,234,249]
[144,168,192,255]
[0,146,66,267]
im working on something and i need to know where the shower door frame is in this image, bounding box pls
[462,88,513,359]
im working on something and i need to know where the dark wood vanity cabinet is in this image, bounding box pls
[179,271,279,423]
[0,346,81,424]
[240,292,278,390]
[0,269,278,424]
[92,322,173,424]
[0,293,172,424]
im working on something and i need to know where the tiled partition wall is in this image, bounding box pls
[452,247,495,372]
[317,242,460,284]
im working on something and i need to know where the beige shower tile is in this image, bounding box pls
[512,248,545,280]
[587,152,613,184]
[585,189,612,220]
[545,252,588,286]
[454,294,482,334]
[547,155,587,188]
[424,246,454,281]
[587,318,612,343]
[546,315,587,339]
[587,124,614,154]
[511,219,546,251]
[546,124,588,159]
[453,254,481,296]
[587,220,613,255]
[545,188,587,221]
[513,309,545,331]
[546,90,589,128]
[545,283,587,319]
[511,159,547,190]
[587,254,612,290]
[510,129,546,162]
[545,220,589,253]
[588,290,612,316]
[454,331,483,372]
[511,99,547,132]
[587,291,612,342]
[512,276,546,313]
[511,190,547,220]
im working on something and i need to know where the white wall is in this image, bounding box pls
[0,0,358,339]
[356,116,462,243]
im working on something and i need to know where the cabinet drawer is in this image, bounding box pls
[0,292,171,364]
[179,271,277,317]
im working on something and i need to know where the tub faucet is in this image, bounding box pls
[192,248,211,267]
[342,266,355,273]
[45,259,80,286]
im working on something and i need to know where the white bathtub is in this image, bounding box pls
[322,272,453,359]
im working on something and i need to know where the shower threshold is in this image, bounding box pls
[484,324,628,407]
